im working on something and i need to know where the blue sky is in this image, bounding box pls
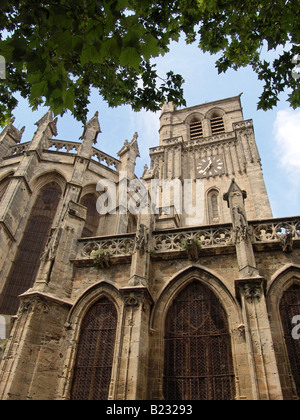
[10,37,300,219]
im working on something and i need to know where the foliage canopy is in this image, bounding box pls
[0,0,299,126]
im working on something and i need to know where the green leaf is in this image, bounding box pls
[119,47,141,71]
[80,45,93,66]
[141,34,160,60]
[63,88,75,110]
[30,80,47,98]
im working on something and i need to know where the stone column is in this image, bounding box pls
[224,179,283,400]
[128,212,152,287]
[116,134,140,234]
[235,279,283,400]
[0,293,71,400]
[223,178,259,278]
[115,287,153,400]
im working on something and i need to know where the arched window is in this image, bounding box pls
[208,189,220,224]
[80,193,100,237]
[71,297,118,400]
[164,281,235,400]
[190,118,203,140]
[210,114,225,135]
[279,284,300,397]
[0,182,61,314]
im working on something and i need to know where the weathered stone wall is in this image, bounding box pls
[0,101,299,400]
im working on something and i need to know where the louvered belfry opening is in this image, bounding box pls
[80,193,100,238]
[0,182,61,315]
[279,284,300,398]
[190,119,203,140]
[163,281,235,400]
[71,297,117,400]
[210,115,225,135]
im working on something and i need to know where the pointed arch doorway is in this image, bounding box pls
[70,297,118,400]
[163,281,235,400]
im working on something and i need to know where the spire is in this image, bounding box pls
[0,116,25,144]
[0,116,25,160]
[117,133,140,178]
[223,178,247,208]
[34,109,58,137]
[78,111,101,159]
[117,132,140,159]
[79,111,101,145]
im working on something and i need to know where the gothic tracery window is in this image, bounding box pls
[71,297,117,400]
[279,283,300,397]
[0,182,61,314]
[163,281,235,400]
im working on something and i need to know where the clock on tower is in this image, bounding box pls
[197,156,224,178]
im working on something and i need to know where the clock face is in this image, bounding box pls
[197,156,224,178]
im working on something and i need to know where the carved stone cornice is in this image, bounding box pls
[17,291,72,316]
[235,277,266,303]
[121,286,154,308]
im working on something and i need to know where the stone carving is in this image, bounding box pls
[134,224,149,254]
[92,249,111,269]
[153,227,233,252]
[252,220,299,247]
[91,147,119,170]
[48,139,80,154]
[239,284,263,302]
[232,324,246,343]
[232,205,250,244]
[280,231,294,253]
[125,295,141,307]
[81,235,136,258]
[78,217,300,262]
[19,297,50,315]
[41,227,62,262]
[183,238,201,261]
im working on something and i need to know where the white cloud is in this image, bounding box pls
[274,109,300,184]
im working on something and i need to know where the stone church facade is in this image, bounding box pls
[0,95,299,400]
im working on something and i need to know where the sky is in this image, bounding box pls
[9,37,300,219]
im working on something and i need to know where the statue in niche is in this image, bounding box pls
[135,223,149,255]
[232,205,249,244]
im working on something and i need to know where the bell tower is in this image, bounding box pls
[143,95,272,228]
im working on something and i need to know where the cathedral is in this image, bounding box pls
[0,95,299,400]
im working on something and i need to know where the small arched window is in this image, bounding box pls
[80,193,100,237]
[210,114,225,135]
[71,297,118,400]
[190,118,203,140]
[279,284,300,398]
[208,189,220,224]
